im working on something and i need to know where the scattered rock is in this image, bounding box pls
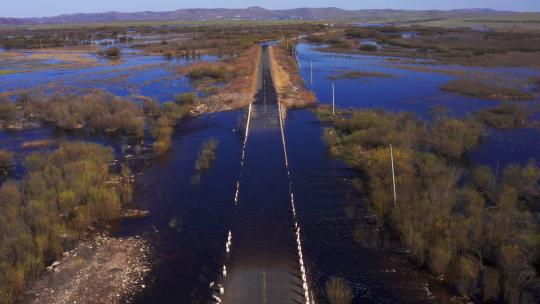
[24,234,151,304]
[191,92,253,115]
[120,209,150,219]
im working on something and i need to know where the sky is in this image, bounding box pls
[3,0,540,18]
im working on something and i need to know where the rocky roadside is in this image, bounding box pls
[191,92,254,115]
[23,234,151,304]
[188,46,262,116]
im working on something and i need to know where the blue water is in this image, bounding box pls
[295,42,540,168]
[0,49,217,103]
[0,47,218,175]
[1,43,539,303]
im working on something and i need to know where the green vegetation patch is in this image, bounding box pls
[186,64,235,82]
[317,107,540,303]
[0,149,13,175]
[0,142,133,303]
[0,69,21,75]
[2,90,144,136]
[328,70,397,80]
[97,47,121,59]
[195,138,219,171]
[440,79,533,100]
[151,101,191,156]
[475,103,529,129]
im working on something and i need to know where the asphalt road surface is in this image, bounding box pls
[222,45,306,304]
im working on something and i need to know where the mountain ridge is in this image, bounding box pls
[0,7,526,25]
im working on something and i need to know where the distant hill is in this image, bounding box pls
[0,7,522,25]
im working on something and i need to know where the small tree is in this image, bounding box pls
[0,100,19,128]
[98,47,121,59]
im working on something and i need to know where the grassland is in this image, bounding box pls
[475,103,529,128]
[328,70,397,80]
[0,70,19,75]
[440,79,533,100]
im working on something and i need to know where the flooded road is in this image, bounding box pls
[222,45,306,303]
[124,45,445,303]
[5,41,538,303]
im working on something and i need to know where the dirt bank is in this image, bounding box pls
[190,46,262,115]
[23,234,150,304]
[268,46,316,108]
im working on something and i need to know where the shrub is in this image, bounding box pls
[327,39,353,50]
[325,277,353,304]
[142,99,161,117]
[98,47,121,59]
[482,267,501,301]
[185,64,233,82]
[306,34,325,43]
[194,139,219,171]
[0,149,13,175]
[475,103,528,129]
[0,100,20,129]
[320,108,539,303]
[174,92,199,105]
[0,142,130,303]
[359,44,378,51]
[15,90,145,137]
[427,117,483,160]
[151,117,173,156]
[428,241,453,275]
[450,256,480,296]
[161,101,189,121]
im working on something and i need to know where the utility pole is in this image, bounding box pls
[310,60,313,85]
[39,38,43,50]
[195,24,198,39]
[390,144,397,207]
[332,80,335,116]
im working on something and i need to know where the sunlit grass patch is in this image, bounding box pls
[440,79,533,100]
[0,69,20,75]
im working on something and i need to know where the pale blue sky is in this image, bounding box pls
[4,0,540,18]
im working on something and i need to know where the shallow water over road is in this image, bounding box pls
[121,45,447,304]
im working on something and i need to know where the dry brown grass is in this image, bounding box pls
[440,79,533,100]
[269,46,316,108]
[20,139,55,149]
[189,46,262,114]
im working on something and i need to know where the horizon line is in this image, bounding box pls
[2,6,539,20]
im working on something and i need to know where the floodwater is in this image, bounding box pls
[113,45,444,303]
[0,47,216,102]
[0,48,216,174]
[2,42,539,303]
[295,42,540,168]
